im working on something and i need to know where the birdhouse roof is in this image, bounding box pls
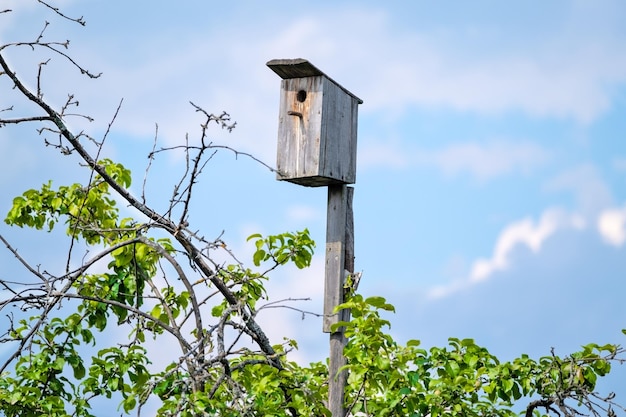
[267,58,363,104]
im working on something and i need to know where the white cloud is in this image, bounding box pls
[598,207,626,246]
[428,208,586,299]
[427,279,465,300]
[358,141,410,170]
[546,164,613,216]
[352,8,626,124]
[286,205,321,223]
[360,139,548,181]
[419,141,548,181]
[612,157,626,172]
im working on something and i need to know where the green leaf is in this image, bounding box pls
[330,321,352,332]
[211,303,226,317]
[365,296,387,308]
[150,304,162,319]
[253,249,266,266]
[72,362,86,379]
[122,395,136,412]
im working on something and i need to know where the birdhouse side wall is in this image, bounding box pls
[276,77,324,183]
[320,78,358,185]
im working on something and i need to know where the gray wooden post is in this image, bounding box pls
[267,58,361,417]
[326,185,354,417]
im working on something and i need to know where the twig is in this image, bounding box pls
[36,0,86,25]
[142,123,159,205]
[0,234,47,284]
[257,297,322,320]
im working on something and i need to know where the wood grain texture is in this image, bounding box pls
[275,76,359,186]
[267,58,363,103]
[267,58,325,79]
[329,331,348,417]
[323,186,354,329]
[327,186,354,417]
[323,185,348,332]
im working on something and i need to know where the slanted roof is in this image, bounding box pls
[267,58,363,104]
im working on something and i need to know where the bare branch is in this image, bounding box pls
[257,297,322,320]
[0,115,54,126]
[150,142,280,175]
[0,234,48,283]
[36,0,86,26]
[212,143,282,174]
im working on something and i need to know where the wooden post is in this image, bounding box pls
[325,185,354,417]
[324,184,346,332]
[267,59,361,417]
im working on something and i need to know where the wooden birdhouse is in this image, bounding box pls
[267,58,362,187]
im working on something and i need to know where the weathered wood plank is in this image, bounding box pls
[323,185,355,329]
[267,58,325,79]
[320,79,358,185]
[275,76,358,186]
[341,186,355,324]
[327,186,354,417]
[323,184,347,332]
[276,76,324,184]
[329,331,348,417]
[344,187,354,272]
[267,58,363,104]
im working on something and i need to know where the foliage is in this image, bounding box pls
[0,3,624,417]
[335,295,624,417]
[1,169,320,415]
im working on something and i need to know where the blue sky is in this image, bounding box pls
[2,0,626,409]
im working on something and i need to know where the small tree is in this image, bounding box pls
[0,3,624,416]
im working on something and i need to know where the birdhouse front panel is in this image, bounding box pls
[275,75,359,187]
[276,76,325,186]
